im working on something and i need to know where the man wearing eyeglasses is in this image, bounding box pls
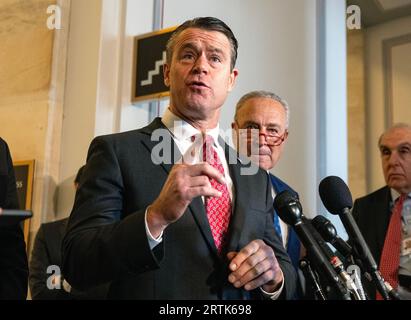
[231,91,301,275]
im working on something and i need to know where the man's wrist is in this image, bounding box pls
[260,269,285,300]
[146,205,168,238]
[261,269,284,293]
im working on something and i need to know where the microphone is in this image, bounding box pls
[312,215,352,259]
[318,176,390,300]
[274,190,350,300]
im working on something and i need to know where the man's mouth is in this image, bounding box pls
[187,81,209,89]
[256,147,272,156]
[389,173,404,179]
[247,144,272,157]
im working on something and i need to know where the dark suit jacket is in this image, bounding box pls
[30,218,108,299]
[270,174,305,298]
[30,219,71,299]
[0,137,28,299]
[62,118,297,299]
[269,174,300,269]
[351,186,392,299]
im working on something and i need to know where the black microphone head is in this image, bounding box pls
[319,176,353,215]
[273,190,303,225]
[312,215,337,242]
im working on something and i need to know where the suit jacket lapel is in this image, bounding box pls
[139,117,180,175]
[188,197,218,254]
[375,186,392,255]
[270,174,286,239]
[222,139,249,252]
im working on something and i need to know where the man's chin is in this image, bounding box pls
[388,179,409,192]
[257,159,272,171]
[248,155,271,170]
[186,93,211,106]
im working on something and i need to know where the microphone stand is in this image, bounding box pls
[299,258,326,300]
[384,281,402,300]
[296,222,351,300]
[346,263,367,300]
[311,216,365,300]
[340,208,391,300]
[330,256,363,300]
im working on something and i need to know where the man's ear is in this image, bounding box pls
[284,130,289,141]
[227,68,239,92]
[163,63,170,87]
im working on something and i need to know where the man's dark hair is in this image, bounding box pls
[74,165,85,185]
[166,17,238,71]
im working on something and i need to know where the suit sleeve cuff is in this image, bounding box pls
[144,208,163,250]
[259,269,284,300]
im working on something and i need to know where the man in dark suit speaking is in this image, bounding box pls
[62,17,297,299]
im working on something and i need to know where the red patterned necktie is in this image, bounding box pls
[202,135,232,253]
[376,194,406,300]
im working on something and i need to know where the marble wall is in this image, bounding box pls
[0,0,56,249]
[347,17,411,200]
[347,30,367,200]
[364,16,411,193]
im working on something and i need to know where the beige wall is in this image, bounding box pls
[347,30,367,200]
[0,0,56,248]
[347,16,411,201]
[390,41,411,123]
[365,16,411,193]
[56,0,102,219]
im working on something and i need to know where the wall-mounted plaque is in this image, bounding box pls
[13,160,35,249]
[132,26,176,103]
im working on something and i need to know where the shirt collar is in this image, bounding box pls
[390,188,411,202]
[161,108,221,145]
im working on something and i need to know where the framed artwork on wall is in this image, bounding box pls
[13,160,35,250]
[132,26,176,103]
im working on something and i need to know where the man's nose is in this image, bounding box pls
[258,131,268,145]
[388,150,401,165]
[192,54,208,74]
